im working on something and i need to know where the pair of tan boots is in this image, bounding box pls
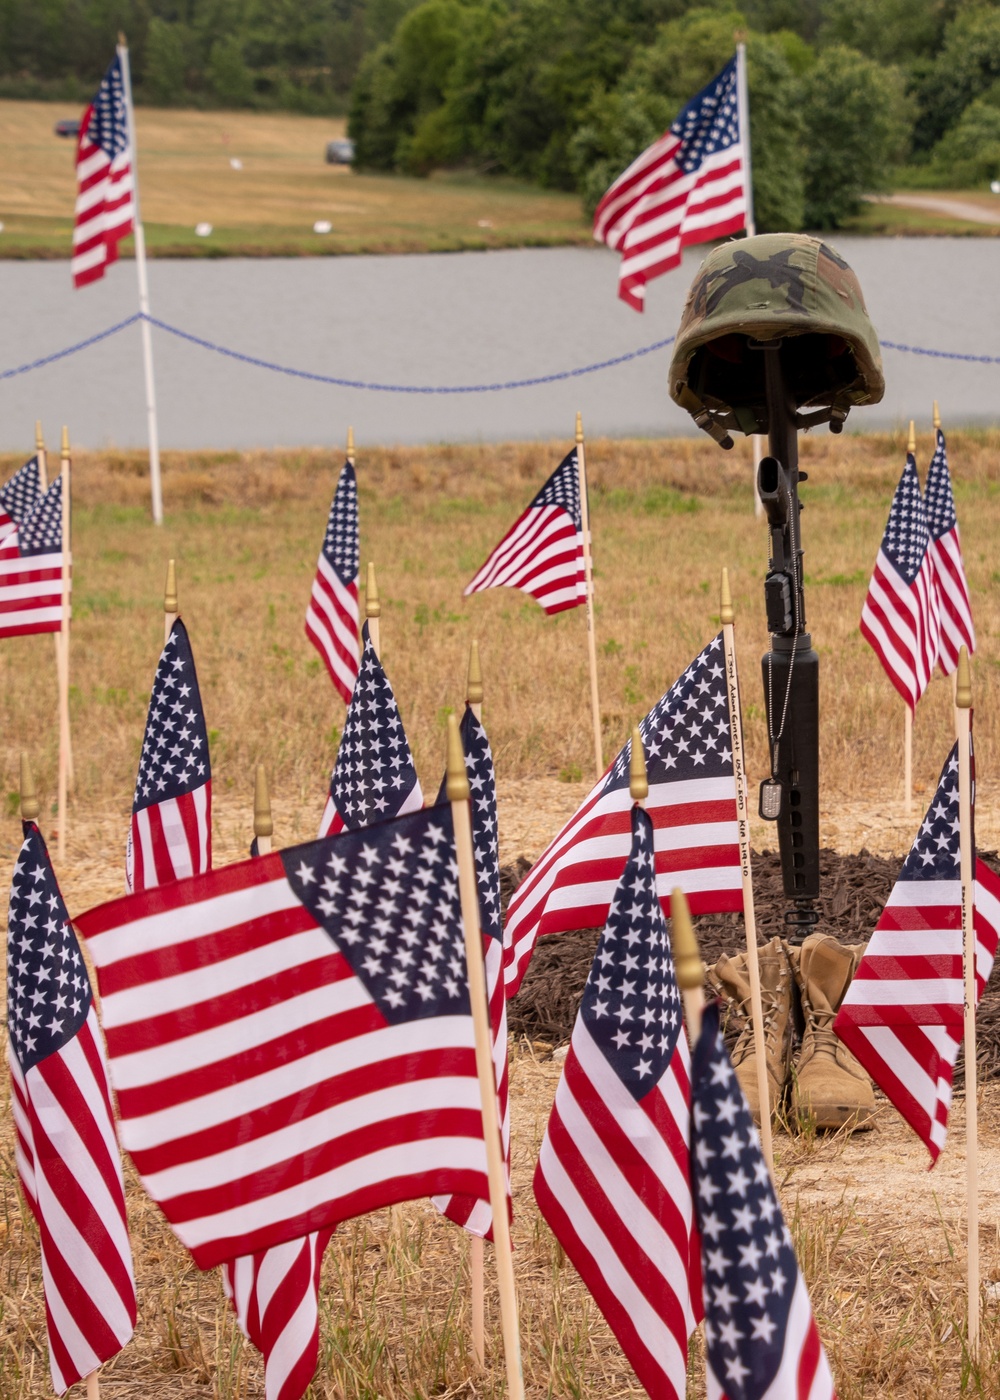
[710,933,876,1131]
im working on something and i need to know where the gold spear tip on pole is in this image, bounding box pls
[466,640,483,707]
[933,400,941,430]
[575,411,583,445]
[446,712,470,801]
[956,646,972,709]
[20,754,40,823]
[365,561,381,619]
[720,567,734,626]
[907,420,916,456]
[164,558,178,614]
[60,425,70,460]
[35,420,44,451]
[118,29,126,46]
[253,764,273,838]
[347,425,355,460]
[629,726,648,802]
[671,887,703,991]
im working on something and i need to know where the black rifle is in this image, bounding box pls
[754,340,823,940]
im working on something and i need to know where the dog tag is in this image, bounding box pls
[759,778,783,821]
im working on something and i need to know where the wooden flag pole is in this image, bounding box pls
[164,558,178,643]
[447,715,524,1400]
[672,887,704,1048]
[36,426,75,792]
[721,569,774,1175]
[347,425,355,466]
[118,32,163,526]
[933,400,941,432]
[904,419,917,816]
[465,638,486,1369]
[56,428,71,862]
[576,413,604,780]
[366,562,381,658]
[86,1368,101,1398]
[253,765,273,856]
[956,646,979,1358]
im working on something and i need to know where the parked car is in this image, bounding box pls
[54,118,81,138]
[325,138,354,165]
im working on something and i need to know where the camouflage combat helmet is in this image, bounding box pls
[669,233,884,440]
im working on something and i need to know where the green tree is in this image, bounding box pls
[143,17,190,104]
[913,5,1000,151]
[209,35,254,105]
[930,92,1000,182]
[800,45,914,226]
[818,0,948,66]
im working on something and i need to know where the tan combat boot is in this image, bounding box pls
[710,936,794,1124]
[789,934,876,1131]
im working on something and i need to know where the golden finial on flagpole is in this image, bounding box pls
[164,558,177,614]
[347,425,355,463]
[466,640,483,710]
[446,712,470,801]
[956,645,972,709]
[118,29,126,46]
[629,726,648,803]
[720,567,734,626]
[20,754,40,823]
[35,421,44,454]
[933,400,941,430]
[907,420,916,456]
[253,765,273,845]
[672,888,701,992]
[575,411,583,445]
[60,425,70,462]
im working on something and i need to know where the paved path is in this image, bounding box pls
[874,192,1000,226]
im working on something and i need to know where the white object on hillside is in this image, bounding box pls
[313,220,332,234]
[195,223,213,237]
[230,158,243,170]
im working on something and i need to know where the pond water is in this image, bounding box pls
[1,239,997,451]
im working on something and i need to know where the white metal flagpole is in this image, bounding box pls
[117,33,163,527]
[736,39,755,239]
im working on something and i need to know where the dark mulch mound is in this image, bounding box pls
[503,848,1000,1087]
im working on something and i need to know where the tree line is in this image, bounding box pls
[0,0,418,112]
[2,0,998,227]
[346,0,1000,227]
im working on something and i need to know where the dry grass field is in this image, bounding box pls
[3,427,1000,1397]
[0,101,591,259]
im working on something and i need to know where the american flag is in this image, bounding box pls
[432,704,510,1238]
[834,735,1000,1164]
[0,473,68,641]
[534,805,702,1399]
[7,821,137,1394]
[126,618,211,893]
[860,454,939,712]
[76,803,493,1270]
[0,455,42,543]
[593,56,748,312]
[691,1002,836,1400]
[504,634,742,997]
[222,1229,332,1400]
[464,448,587,615]
[318,621,422,837]
[926,428,975,676]
[305,461,360,705]
[73,53,134,288]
